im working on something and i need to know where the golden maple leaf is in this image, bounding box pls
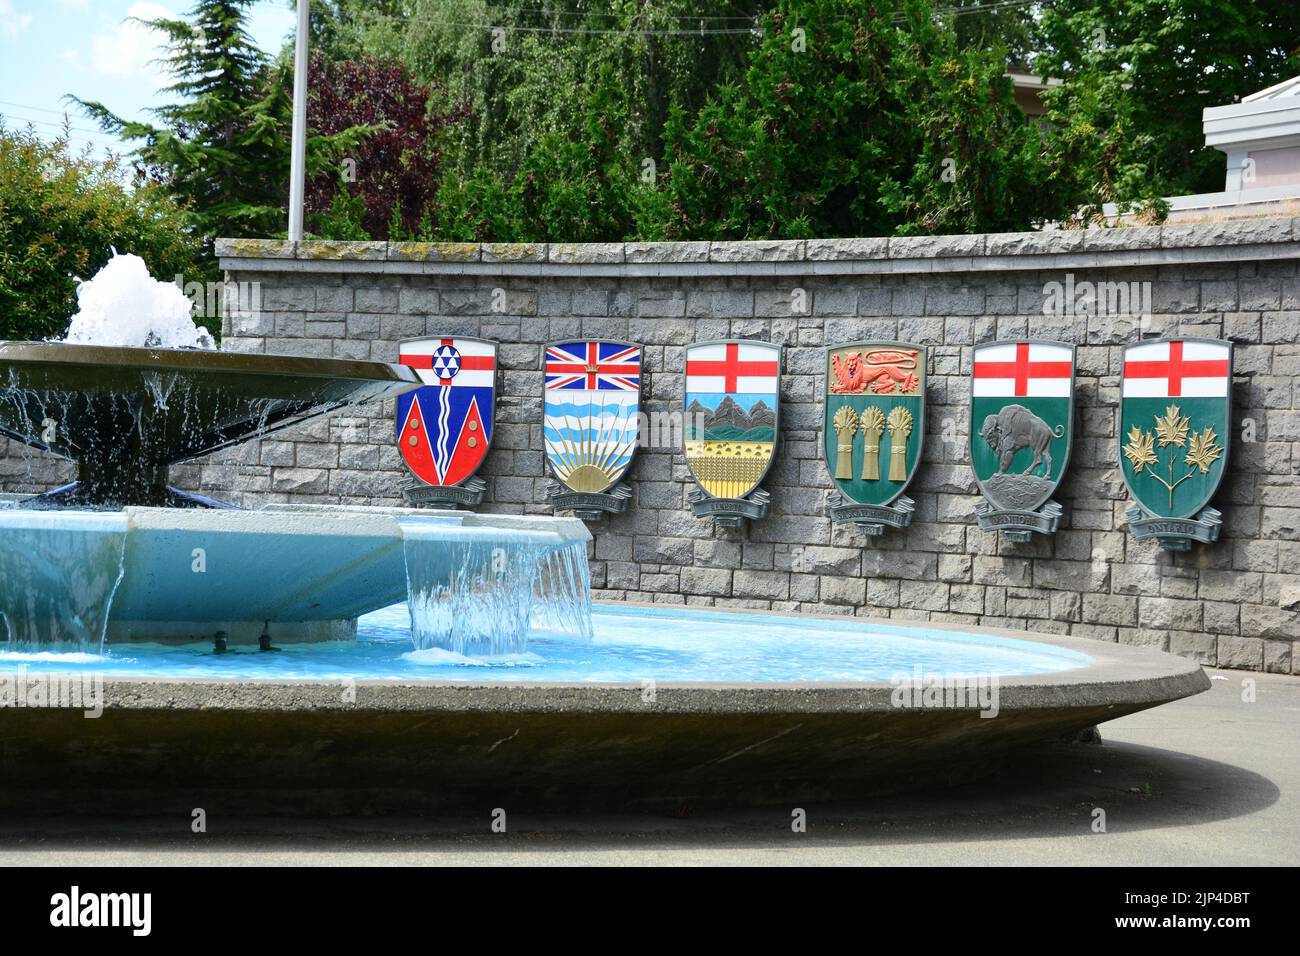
[1185,427,1223,475]
[1123,426,1157,473]
[1153,404,1190,447]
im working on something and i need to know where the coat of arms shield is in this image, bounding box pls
[684,339,780,526]
[1119,337,1232,550]
[823,342,926,535]
[396,336,497,506]
[970,340,1075,540]
[542,339,642,519]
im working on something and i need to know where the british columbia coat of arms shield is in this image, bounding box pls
[823,342,926,535]
[1119,337,1232,550]
[542,339,642,520]
[396,336,497,507]
[683,339,781,527]
[970,340,1076,541]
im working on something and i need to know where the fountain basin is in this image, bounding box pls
[0,342,419,506]
[0,605,1209,812]
[0,504,592,645]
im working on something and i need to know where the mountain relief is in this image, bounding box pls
[688,396,776,440]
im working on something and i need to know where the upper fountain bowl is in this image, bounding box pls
[0,341,420,508]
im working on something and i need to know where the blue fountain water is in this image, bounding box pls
[2,602,1091,682]
[401,519,592,655]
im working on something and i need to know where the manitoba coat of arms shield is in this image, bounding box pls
[970,340,1075,540]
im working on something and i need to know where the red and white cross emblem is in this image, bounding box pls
[1123,340,1230,398]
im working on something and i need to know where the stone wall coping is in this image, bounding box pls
[217,218,1300,277]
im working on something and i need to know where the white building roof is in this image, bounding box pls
[1242,75,1300,102]
[1203,74,1300,151]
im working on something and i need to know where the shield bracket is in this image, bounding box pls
[402,474,486,509]
[547,480,632,521]
[1126,504,1222,552]
[974,498,1064,542]
[828,491,915,536]
[689,487,770,529]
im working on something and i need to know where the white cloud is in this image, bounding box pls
[0,0,33,39]
[88,2,175,81]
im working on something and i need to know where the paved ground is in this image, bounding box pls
[1,669,1296,866]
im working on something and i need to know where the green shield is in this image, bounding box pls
[969,341,1075,513]
[1119,338,1233,519]
[824,343,926,506]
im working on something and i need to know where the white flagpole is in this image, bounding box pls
[287,0,309,241]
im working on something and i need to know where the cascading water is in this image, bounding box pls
[400,517,593,656]
[0,510,127,652]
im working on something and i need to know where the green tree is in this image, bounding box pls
[73,0,370,259]
[1035,0,1300,219]
[0,127,199,341]
[435,65,666,241]
[658,0,1053,239]
[310,0,761,188]
[73,0,290,254]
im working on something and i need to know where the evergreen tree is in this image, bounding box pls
[658,0,1053,239]
[73,0,295,252]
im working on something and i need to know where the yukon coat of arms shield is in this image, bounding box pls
[396,336,497,506]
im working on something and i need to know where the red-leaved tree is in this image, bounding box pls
[306,53,469,238]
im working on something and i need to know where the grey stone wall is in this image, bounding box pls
[4,222,1299,672]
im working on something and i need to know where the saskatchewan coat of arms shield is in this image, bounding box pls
[823,342,926,535]
[684,339,780,526]
[970,340,1075,540]
[396,336,497,506]
[1119,337,1232,550]
[542,340,642,519]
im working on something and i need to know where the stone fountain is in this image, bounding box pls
[0,258,589,649]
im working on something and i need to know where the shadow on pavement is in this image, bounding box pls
[0,737,1278,852]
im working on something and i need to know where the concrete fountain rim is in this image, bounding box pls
[0,340,421,384]
[73,601,1210,715]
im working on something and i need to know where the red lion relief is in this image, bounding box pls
[830,349,920,394]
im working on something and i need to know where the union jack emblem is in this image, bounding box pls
[542,340,642,495]
[545,341,641,391]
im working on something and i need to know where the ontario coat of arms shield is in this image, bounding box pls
[970,340,1076,540]
[542,339,642,520]
[1119,337,1232,550]
[823,342,926,535]
[683,339,781,527]
[396,336,497,507]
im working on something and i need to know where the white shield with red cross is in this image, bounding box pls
[1120,338,1232,520]
[684,339,781,500]
[396,337,497,488]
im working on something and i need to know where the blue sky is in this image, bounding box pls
[0,0,297,156]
